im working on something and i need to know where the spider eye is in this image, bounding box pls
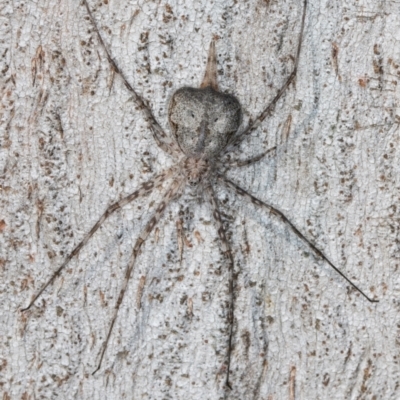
[189,177,200,186]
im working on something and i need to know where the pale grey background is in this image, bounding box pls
[1,0,400,398]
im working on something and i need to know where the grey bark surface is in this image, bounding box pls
[1,0,399,399]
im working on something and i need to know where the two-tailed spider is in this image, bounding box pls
[22,0,377,389]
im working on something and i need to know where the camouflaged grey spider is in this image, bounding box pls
[22,0,377,389]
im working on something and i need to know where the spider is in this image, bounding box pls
[22,0,378,389]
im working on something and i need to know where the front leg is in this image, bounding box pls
[204,184,236,390]
[82,0,181,158]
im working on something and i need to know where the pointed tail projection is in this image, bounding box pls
[200,40,219,90]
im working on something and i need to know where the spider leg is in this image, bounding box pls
[223,146,277,168]
[176,218,185,264]
[204,184,235,390]
[21,167,178,312]
[82,0,181,158]
[176,218,193,264]
[93,173,186,374]
[225,0,307,153]
[218,174,379,303]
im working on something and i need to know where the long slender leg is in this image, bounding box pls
[21,167,177,312]
[82,0,181,157]
[225,0,307,153]
[218,175,378,303]
[222,146,276,168]
[93,174,186,374]
[204,184,235,390]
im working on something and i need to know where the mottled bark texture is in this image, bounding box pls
[1,0,399,399]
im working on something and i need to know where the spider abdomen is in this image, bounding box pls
[168,86,242,159]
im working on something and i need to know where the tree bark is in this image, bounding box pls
[1,0,399,398]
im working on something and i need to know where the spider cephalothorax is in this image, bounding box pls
[22,0,377,391]
[183,157,210,186]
